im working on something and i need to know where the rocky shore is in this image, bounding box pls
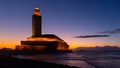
[0,55,78,68]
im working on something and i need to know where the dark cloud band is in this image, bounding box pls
[75,35,109,38]
[98,29,120,34]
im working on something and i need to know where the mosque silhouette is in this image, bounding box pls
[16,6,69,51]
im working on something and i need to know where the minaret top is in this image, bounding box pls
[33,5,40,16]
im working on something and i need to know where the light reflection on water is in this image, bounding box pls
[45,60,95,68]
[13,52,120,68]
[14,53,120,68]
[89,60,120,68]
[15,53,95,68]
[20,53,84,60]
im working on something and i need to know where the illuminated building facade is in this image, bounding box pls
[16,6,69,51]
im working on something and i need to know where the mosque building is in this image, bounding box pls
[16,5,69,51]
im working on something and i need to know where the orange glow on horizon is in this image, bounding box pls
[0,41,20,49]
[0,41,119,50]
[68,42,120,49]
[68,44,79,49]
[0,43,16,49]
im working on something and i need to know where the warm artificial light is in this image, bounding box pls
[33,8,40,16]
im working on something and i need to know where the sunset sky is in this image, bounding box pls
[0,0,120,49]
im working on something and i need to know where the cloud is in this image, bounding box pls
[98,29,120,34]
[75,35,110,38]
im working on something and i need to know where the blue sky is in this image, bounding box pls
[0,0,120,49]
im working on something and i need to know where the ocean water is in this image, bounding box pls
[14,52,120,68]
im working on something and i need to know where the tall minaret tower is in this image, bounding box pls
[32,5,42,37]
[18,2,69,51]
